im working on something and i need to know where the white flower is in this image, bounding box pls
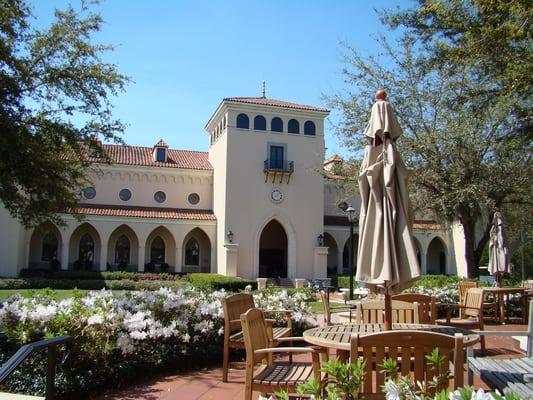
[87,314,104,326]
[117,334,134,355]
[384,379,401,400]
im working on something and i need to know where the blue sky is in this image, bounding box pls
[31,0,409,158]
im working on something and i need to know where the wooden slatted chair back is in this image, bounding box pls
[355,300,420,324]
[463,288,484,318]
[350,330,464,397]
[392,293,437,324]
[222,293,255,334]
[240,308,271,364]
[523,280,533,291]
[458,281,479,319]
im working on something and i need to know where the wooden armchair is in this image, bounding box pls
[221,293,293,382]
[392,293,437,324]
[350,330,464,399]
[353,299,420,324]
[319,290,354,326]
[241,308,325,400]
[436,287,486,353]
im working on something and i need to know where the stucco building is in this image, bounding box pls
[0,97,468,279]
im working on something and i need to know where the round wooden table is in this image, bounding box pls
[303,323,480,353]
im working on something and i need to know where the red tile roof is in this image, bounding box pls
[223,97,329,113]
[91,144,212,170]
[69,204,216,221]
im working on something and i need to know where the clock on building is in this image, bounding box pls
[270,189,284,203]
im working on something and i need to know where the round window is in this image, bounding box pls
[188,193,200,205]
[154,191,166,203]
[119,188,132,201]
[82,187,96,199]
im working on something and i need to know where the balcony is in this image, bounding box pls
[264,159,294,183]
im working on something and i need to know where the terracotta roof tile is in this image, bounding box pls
[91,144,212,170]
[224,97,329,113]
[69,204,216,221]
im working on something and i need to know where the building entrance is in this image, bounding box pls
[259,220,288,278]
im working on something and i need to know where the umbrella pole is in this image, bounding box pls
[384,292,392,331]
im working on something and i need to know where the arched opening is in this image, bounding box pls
[145,226,176,272]
[259,220,288,278]
[324,232,338,277]
[271,117,283,132]
[288,119,300,134]
[342,235,359,275]
[426,237,447,275]
[236,113,249,129]
[182,227,212,273]
[254,115,266,130]
[69,223,101,270]
[106,224,139,271]
[304,121,316,135]
[29,223,62,269]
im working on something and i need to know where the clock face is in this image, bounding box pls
[271,189,283,203]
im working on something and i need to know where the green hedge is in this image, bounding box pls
[332,274,465,290]
[0,278,188,291]
[188,273,257,291]
[19,269,183,281]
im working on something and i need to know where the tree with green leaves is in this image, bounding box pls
[0,0,128,228]
[327,1,532,277]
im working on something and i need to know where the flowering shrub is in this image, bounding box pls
[0,285,313,398]
[405,284,459,305]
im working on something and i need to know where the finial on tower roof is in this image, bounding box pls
[376,89,387,101]
[262,81,266,98]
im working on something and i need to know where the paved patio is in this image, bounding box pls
[93,319,528,400]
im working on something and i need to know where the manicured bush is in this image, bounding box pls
[0,286,312,398]
[188,273,257,291]
[19,269,184,281]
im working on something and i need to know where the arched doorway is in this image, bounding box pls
[259,220,288,278]
[342,235,358,275]
[106,225,139,271]
[324,232,338,277]
[29,223,62,269]
[69,223,101,270]
[182,227,211,273]
[427,237,447,275]
[145,226,176,272]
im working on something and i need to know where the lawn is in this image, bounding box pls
[0,289,88,299]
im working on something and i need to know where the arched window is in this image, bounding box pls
[185,238,200,266]
[254,115,266,130]
[41,232,58,262]
[150,236,165,263]
[304,121,316,136]
[288,119,300,134]
[236,113,249,129]
[115,235,130,264]
[271,117,283,132]
[79,233,94,265]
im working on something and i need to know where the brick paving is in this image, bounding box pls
[93,318,528,400]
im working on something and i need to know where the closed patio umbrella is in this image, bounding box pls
[355,89,420,330]
[488,210,510,287]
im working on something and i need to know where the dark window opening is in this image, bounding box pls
[41,232,58,262]
[254,115,266,130]
[115,235,130,264]
[150,236,165,263]
[304,121,316,135]
[79,233,94,266]
[156,148,166,162]
[236,113,249,129]
[288,119,299,134]
[271,117,283,132]
[185,238,200,265]
[270,145,284,169]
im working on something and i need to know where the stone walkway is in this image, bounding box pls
[93,320,528,400]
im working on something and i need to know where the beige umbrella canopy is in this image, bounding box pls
[355,89,421,329]
[488,210,510,286]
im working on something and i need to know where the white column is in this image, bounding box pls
[313,246,328,279]
[99,245,108,271]
[224,243,239,277]
[138,245,145,272]
[175,247,182,273]
[61,242,69,270]
[420,248,428,275]
[24,234,31,270]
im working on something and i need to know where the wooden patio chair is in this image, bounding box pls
[353,299,420,324]
[350,330,464,399]
[459,280,497,321]
[392,293,437,324]
[319,290,354,326]
[241,308,325,400]
[221,293,293,382]
[436,287,486,353]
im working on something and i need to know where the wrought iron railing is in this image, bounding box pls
[264,159,294,173]
[0,335,72,400]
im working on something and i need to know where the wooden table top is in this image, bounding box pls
[482,287,525,295]
[303,323,480,351]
